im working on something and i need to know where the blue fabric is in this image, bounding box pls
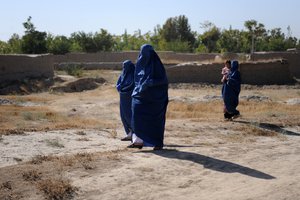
[132,44,169,147]
[116,60,135,135]
[222,60,241,114]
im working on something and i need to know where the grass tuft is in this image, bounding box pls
[22,170,42,182]
[37,178,77,200]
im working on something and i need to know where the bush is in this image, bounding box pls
[64,64,84,77]
[48,36,71,55]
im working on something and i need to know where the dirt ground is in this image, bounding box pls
[1,70,300,200]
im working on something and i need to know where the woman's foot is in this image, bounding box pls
[232,113,240,119]
[127,143,143,149]
[224,112,233,119]
[121,135,132,141]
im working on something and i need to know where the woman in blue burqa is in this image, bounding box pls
[222,60,241,119]
[129,44,169,150]
[116,60,135,141]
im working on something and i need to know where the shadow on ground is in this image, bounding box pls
[138,149,275,180]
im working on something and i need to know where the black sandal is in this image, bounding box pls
[127,143,143,149]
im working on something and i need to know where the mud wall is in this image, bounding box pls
[52,52,218,63]
[0,55,54,84]
[167,63,223,84]
[251,51,300,78]
[52,52,217,70]
[167,60,295,85]
[239,60,295,85]
[0,51,298,85]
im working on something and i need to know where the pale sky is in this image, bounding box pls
[1,0,299,41]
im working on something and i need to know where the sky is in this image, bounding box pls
[1,0,300,42]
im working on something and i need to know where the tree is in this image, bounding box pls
[244,20,266,53]
[70,29,114,52]
[70,31,96,52]
[0,41,11,54]
[94,29,114,51]
[7,34,22,53]
[149,25,161,50]
[284,36,298,50]
[21,16,47,54]
[160,15,195,52]
[284,26,298,50]
[47,35,71,54]
[199,21,221,53]
[217,27,243,53]
[267,28,285,51]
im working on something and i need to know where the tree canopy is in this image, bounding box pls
[0,16,299,54]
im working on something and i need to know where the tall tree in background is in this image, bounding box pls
[160,15,196,52]
[8,34,22,53]
[94,29,114,51]
[70,32,97,52]
[21,16,47,54]
[70,29,114,52]
[244,20,266,53]
[284,26,298,50]
[267,28,286,51]
[0,41,11,54]
[47,34,71,54]
[217,27,243,53]
[149,25,161,50]
[199,21,221,53]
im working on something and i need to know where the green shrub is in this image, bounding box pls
[64,64,83,77]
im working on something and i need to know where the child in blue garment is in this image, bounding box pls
[116,60,135,141]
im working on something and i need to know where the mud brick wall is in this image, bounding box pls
[240,61,295,85]
[52,52,218,70]
[251,51,300,78]
[167,63,223,84]
[0,51,298,85]
[0,54,54,84]
[167,60,295,85]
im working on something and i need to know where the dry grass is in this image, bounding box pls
[30,155,57,165]
[31,151,123,199]
[0,181,12,190]
[22,169,42,182]
[167,101,222,119]
[0,104,116,135]
[221,125,278,143]
[233,124,279,137]
[74,152,95,170]
[0,150,125,200]
[0,105,66,132]
[7,95,52,104]
[30,152,97,170]
[37,178,77,200]
[81,69,119,84]
[166,100,300,126]
[239,101,300,125]
[44,138,65,148]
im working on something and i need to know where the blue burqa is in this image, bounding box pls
[132,44,169,147]
[116,60,135,135]
[222,60,241,114]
